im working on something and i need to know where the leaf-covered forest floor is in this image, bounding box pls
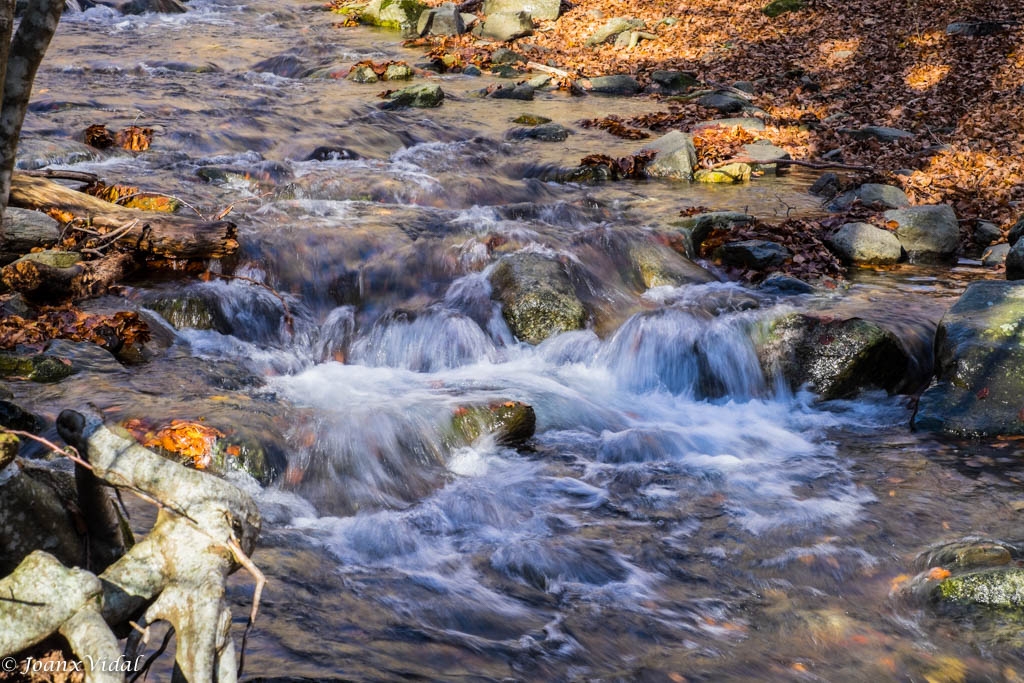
[420,0,1024,231]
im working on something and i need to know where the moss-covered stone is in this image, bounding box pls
[0,353,76,383]
[489,252,587,344]
[382,83,445,109]
[937,568,1024,608]
[914,281,1024,436]
[359,0,427,31]
[449,401,536,448]
[757,313,911,399]
[762,0,805,17]
[694,162,752,183]
[629,244,716,289]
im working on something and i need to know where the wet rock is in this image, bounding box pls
[884,205,960,263]
[741,141,790,173]
[449,400,536,447]
[1006,240,1024,279]
[982,243,1010,267]
[196,160,294,189]
[513,113,551,125]
[488,82,535,100]
[757,313,913,399]
[490,63,522,78]
[305,146,361,162]
[1008,216,1024,246]
[973,220,1002,247]
[0,459,83,576]
[462,64,483,76]
[826,222,902,265]
[384,63,414,80]
[359,0,427,31]
[146,293,227,332]
[649,69,699,94]
[714,239,790,269]
[676,211,755,247]
[478,11,534,41]
[0,400,44,433]
[694,162,752,183]
[489,252,587,344]
[809,172,840,198]
[643,131,697,180]
[0,351,76,383]
[759,273,814,294]
[827,183,911,212]
[43,340,123,375]
[698,91,751,114]
[506,122,570,141]
[629,244,717,288]
[588,74,641,95]
[919,539,1014,572]
[381,83,445,109]
[211,432,286,485]
[346,64,379,83]
[936,568,1024,609]
[417,2,465,35]
[762,0,805,17]
[118,0,186,13]
[1,209,61,260]
[483,0,559,20]
[585,17,644,46]
[250,54,313,79]
[914,281,1024,435]
[15,137,98,171]
[839,125,915,143]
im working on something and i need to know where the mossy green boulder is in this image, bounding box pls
[449,401,536,448]
[489,252,587,344]
[914,281,1024,435]
[359,0,427,31]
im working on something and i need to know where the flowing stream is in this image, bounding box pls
[10,1,1024,680]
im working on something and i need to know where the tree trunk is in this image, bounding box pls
[0,0,64,231]
[9,173,239,259]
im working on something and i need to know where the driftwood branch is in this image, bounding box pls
[0,411,262,682]
[716,156,875,172]
[9,173,238,259]
[22,168,100,183]
[526,61,570,79]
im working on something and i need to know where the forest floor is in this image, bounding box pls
[419,0,1024,231]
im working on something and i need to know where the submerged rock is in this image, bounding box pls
[676,211,755,248]
[489,252,587,344]
[884,205,960,263]
[936,569,1024,609]
[757,313,912,399]
[506,122,570,141]
[381,83,445,109]
[694,162,752,183]
[914,281,1024,436]
[449,401,536,447]
[826,222,903,265]
[628,243,716,289]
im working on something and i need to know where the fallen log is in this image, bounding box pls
[1,251,134,299]
[8,174,238,259]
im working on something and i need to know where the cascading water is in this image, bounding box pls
[10,0,1024,680]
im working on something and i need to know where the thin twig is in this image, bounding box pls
[0,428,87,468]
[228,535,265,679]
[129,627,174,683]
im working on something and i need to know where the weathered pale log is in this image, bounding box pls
[1,251,134,299]
[9,174,238,259]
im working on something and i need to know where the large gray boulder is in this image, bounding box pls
[884,204,960,263]
[914,281,1024,436]
[478,10,533,40]
[417,2,466,35]
[489,253,587,344]
[642,131,697,180]
[826,222,902,265]
[483,0,559,19]
[757,314,913,400]
[827,183,911,212]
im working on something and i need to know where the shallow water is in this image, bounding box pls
[9,1,1024,680]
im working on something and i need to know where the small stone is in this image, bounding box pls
[698,91,750,114]
[512,113,551,125]
[982,243,1010,267]
[649,70,699,93]
[506,122,570,141]
[828,183,911,212]
[346,64,379,83]
[479,11,534,41]
[973,220,1002,247]
[809,172,840,198]
[585,17,643,46]
[838,125,915,143]
[462,65,482,76]
[491,47,526,64]
[759,273,814,294]
[884,205,960,263]
[643,131,697,180]
[381,83,445,109]
[488,83,535,100]
[741,140,790,173]
[383,63,414,80]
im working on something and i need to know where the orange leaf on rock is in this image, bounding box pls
[142,419,224,469]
